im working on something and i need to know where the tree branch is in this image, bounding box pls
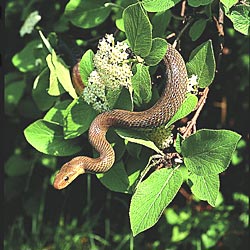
[181,87,210,139]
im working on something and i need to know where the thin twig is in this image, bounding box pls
[172,17,193,48]
[181,0,187,17]
[166,32,176,40]
[179,187,192,202]
[213,2,225,72]
[182,87,209,138]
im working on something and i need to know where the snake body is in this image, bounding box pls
[53,44,188,189]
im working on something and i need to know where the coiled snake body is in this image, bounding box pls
[53,44,188,189]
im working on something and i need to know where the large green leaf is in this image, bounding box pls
[144,38,168,66]
[24,119,81,156]
[188,0,213,7]
[12,40,44,72]
[142,0,181,12]
[64,98,98,139]
[97,161,130,193]
[152,10,171,37]
[64,0,111,29]
[166,93,198,128]
[186,40,216,88]
[79,49,94,85]
[116,128,162,154]
[132,63,152,106]
[47,50,77,99]
[129,168,183,236]
[225,4,250,36]
[189,19,207,41]
[181,129,241,176]
[188,173,220,206]
[32,68,57,111]
[221,0,238,10]
[113,88,133,111]
[123,2,152,57]
[43,99,72,126]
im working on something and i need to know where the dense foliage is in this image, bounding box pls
[4,0,249,249]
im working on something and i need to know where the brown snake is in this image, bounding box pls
[53,44,188,189]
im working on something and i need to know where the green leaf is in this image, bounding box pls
[189,19,207,41]
[188,173,220,206]
[132,64,152,106]
[221,0,238,10]
[19,10,41,37]
[46,54,65,96]
[18,97,42,119]
[4,155,31,176]
[5,80,26,114]
[79,49,94,85]
[152,10,171,37]
[181,129,241,176]
[142,0,181,12]
[115,18,125,32]
[166,93,198,128]
[106,86,123,109]
[171,224,191,242]
[24,119,81,156]
[186,40,216,88]
[97,161,130,193]
[64,0,111,29]
[107,130,126,162]
[12,40,44,72]
[129,168,183,236]
[32,68,57,111]
[116,128,162,154]
[39,30,53,53]
[188,0,213,7]
[125,142,142,159]
[225,4,250,36]
[44,100,72,126]
[50,50,77,98]
[113,88,133,111]
[144,38,168,66]
[126,150,151,189]
[175,133,184,154]
[64,98,98,139]
[123,2,152,57]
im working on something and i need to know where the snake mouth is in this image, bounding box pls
[53,182,61,190]
[53,177,65,190]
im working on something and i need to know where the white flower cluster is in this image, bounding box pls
[94,34,132,89]
[187,74,199,94]
[83,34,133,112]
[83,71,109,112]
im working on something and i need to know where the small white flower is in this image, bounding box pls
[187,74,199,94]
[105,34,115,45]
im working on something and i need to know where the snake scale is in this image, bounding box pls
[53,44,188,189]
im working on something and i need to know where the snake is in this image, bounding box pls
[53,44,188,189]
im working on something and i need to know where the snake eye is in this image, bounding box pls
[64,176,69,182]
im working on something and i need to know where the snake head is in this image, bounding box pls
[53,157,85,190]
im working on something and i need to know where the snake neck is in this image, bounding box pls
[86,114,115,172]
